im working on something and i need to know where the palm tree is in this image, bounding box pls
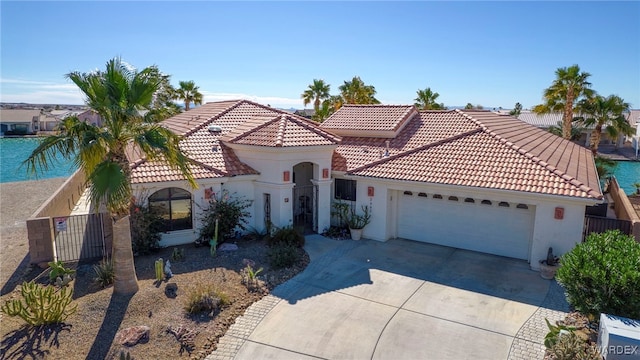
[174,80,203,111]
[509,102,522,117]
[414,87,444,110]
[548,121,584,141]
[533,65,594,140]
[302,79,331,112]
[339,76,380,105]
[574,94,632,154]
[24,58,196,295]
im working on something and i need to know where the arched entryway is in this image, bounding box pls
[292,162,317,234]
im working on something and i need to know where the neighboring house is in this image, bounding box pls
[0,109,43,135]
[129,100,602,271]
[76,109,103,127]
[517,110,640,148]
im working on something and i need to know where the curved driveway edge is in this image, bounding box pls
[207,235,570,360]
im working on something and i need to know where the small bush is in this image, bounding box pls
[267,226,305,248]
[184,284,230,315]
[268,243,301,269]
[199,190,252,243]
[556,230,640,319]
[548,332,601,360]
[48,260,75,284]
[171,248,185,262]
[130,202,164,255]
[93,257,114,288]
[1,281,77,325]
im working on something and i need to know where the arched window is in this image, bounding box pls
[149,188,192,231]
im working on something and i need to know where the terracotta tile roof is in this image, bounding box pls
[340,109,602,200]
[332,110,479,172]
[222,114,340,147]
[321,105,417,136]
[131,100,336,183]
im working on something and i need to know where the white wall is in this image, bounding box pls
[346,177,597,268]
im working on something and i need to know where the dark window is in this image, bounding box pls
[516,204,529,209]
[448,196,459,201]
[433,194,443,199]
[418,192,428,197]
[335,179,356,201]
[404,191,413,196]
[499,202,510,207]
[481,200,492,205]
[464,198,475,203]
[149,187,192,231]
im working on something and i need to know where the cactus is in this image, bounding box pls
[1,281,77,325]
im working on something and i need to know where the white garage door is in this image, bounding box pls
[397,192,534,260]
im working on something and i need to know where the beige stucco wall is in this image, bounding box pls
[609,177,640,241]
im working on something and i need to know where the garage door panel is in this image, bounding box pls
[397,195,533,260]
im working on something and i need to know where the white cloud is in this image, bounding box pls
[0,79,308,109]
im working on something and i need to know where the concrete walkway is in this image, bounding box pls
[207,235,569,360]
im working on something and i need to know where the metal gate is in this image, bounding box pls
[583,215,632,241]
[54,213,106,262]
[293,184,318,233]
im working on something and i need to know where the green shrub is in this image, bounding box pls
[268,243,301,269]
[199,190,252,243]
[130,202,164,255]
[93,256,114,288]
[548,332,601,360]
[556,230,640,319]
[184,283,230,315]
[48,260,75,284]
[267,226,305,248]
[1,281,77,325]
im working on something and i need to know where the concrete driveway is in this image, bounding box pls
[208,235,570,360]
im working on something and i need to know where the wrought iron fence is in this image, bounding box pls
[54,213,106,262]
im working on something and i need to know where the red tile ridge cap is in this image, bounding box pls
[456,109,602,200]
[347,128,483,174]
[275,115,286,147]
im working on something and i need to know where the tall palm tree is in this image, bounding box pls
[25,58,196,295]
[414,87,444,110]
[339,76,380,105]
[574,94,632,154]
[174,80,203,111]
[533,65,594,140]
[301,79,331,112]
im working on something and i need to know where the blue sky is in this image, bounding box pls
[1,1,639,110]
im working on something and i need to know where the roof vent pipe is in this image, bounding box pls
[384,140,390,157]
[208,125,222,133]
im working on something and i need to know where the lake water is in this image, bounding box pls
[1,137,638,194]
[0,137,76,183]
[612,160,639,195]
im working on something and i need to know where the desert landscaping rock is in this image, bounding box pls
[165,282,178,298]
[115,326,150,346]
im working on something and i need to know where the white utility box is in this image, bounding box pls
[598,313,640,359]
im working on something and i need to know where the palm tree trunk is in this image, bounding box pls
[591,124,602,155]
[112,215,139,294]
[563,93,574,140]
[184,101,190,111]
